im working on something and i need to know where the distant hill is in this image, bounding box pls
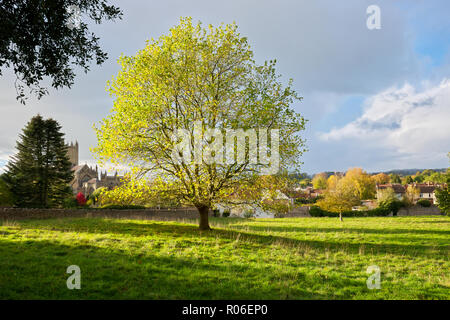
[307,168,448,177]
[371,168,447,176]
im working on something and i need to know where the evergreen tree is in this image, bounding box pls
[0,174,14,206]
[4,115,73,208]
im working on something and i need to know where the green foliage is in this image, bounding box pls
[3,115,73,208]
[377,187,403,216]
[299,178,312,188]
[404,176,413,184]
[89,187,107,206]
[222,210,231,218]
[309,206,325,217]
[417,199,432,207]
[435,186,450,215]
[94,17,307,229]
[98,177,181,208]
[390,174,402,184]
[0,1,122,103]
[378,199,403,216]
[0,177,14,207]
[63,197,78,209]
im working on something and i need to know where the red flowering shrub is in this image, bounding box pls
[76,192,87,206]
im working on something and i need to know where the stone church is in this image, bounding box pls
[67,141,123,196]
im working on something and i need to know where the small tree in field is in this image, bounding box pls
[317,178,360,221]
[94,18,307,230]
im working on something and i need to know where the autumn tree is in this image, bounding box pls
[372,173,390,185]
[312,173,327,190]
[344,168,376,200]
[326,174,340,190]
[316,168,375,221]
[94,18,307,230]
[316,177,360,221]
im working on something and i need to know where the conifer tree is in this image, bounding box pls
[4,115,73,208]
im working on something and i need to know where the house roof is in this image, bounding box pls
[71,164,84,172]
[377,184,406,193]
[415,184,436,193]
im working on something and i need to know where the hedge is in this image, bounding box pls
[309,206,390,217]
[417,199,432,207]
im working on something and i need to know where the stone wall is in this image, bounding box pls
[397,206,443,216]
[0,207,209,221]
[286,206,311,217]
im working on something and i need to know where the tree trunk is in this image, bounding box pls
[339,212,343,222]
[197,205,211,230]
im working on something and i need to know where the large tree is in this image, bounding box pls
[317,175,360,221]
[0,0,122,103]
[4,115,73,208]
[94,18,307,230]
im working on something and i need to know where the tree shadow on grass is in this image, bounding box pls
[0,238,354,300]
[14,218,449,259]
[223,224,450,237]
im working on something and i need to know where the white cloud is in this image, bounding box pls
[320,79,450,162]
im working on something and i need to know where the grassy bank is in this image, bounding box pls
[0,216,448,299]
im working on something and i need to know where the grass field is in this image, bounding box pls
[0,216,448,299]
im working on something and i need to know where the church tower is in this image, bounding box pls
[66,141,79,168]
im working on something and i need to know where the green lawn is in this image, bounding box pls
[0,216,448,299]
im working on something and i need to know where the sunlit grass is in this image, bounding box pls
[0,216,448,299]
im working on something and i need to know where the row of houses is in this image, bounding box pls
[375,182,446,204]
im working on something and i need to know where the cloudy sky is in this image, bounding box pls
[1,0,449,175]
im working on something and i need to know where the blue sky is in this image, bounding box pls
[0,0,449,175]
